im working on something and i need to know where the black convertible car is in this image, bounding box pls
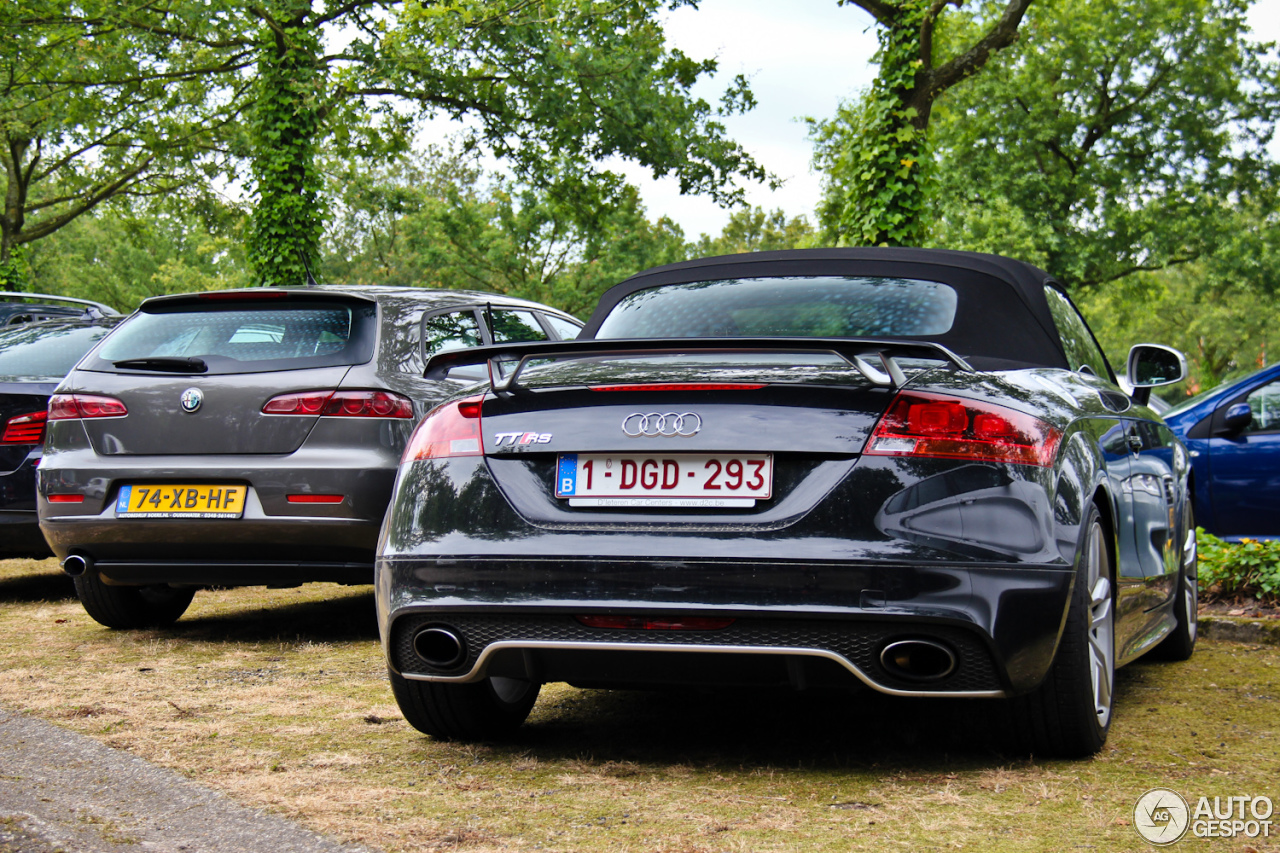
[375,248,1197,757]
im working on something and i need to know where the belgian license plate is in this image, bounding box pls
[556,454,772,508]
[116,484,247,519]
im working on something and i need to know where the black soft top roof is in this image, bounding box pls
[580,247,1073,370]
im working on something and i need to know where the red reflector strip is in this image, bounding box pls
[2,411,47,444]
[589,383,766,392]
[286,494,344,504]
[867,391,1062,467]
[46,494,84,503]
[575,615,736,631]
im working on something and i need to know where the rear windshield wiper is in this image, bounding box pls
[112,356,208,373]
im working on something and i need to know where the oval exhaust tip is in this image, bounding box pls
[880,639,957,682]
[61,554,90,577]
[412,626,466,670]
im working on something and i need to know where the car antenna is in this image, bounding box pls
[299,250,319,287]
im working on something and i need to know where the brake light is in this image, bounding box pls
[46,494,85,503]
[866,391,1062,467]
[197,290,288,300]
[47,394,128,420]
[589,384,766,392]
[286,494,344,504]
[262,390,413,418]
[2,411,47,444]
[402,395,484,461]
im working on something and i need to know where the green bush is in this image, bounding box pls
[1197,529,1280,603]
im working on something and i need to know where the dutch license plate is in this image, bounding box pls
[115,484,247,519]
[556,453,772,508]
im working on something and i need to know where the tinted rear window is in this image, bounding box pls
[86,300,376,375]
[596,277,958,339]
[0,324,115,379]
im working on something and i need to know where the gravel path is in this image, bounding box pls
[0,708,376,853]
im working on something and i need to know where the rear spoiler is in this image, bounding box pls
[424,337,973,393]
[0,291,120,316]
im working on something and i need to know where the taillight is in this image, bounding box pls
[866,391,1062,467]
[402,395,484,461]
[2,411,47,444]
[262,390,413,418]
[47,394,128,420]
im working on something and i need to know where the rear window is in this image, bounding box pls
[596,277,958,339]
[86,300,376,375]
[0,324,115,380]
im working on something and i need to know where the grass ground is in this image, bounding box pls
[1,557,1277,852]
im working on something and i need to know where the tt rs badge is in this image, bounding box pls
[180,387,203,413]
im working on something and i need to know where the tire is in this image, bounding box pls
[1150,506,1198,661]
[390,670,540,741]
[73,573,196,629]
[1010,505,1115,758]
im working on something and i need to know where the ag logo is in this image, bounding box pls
[180,388,203,413]
[1134,788,1190,845]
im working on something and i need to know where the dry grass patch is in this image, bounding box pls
[2,557,1279,852]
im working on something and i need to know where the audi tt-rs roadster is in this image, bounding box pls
[376,248,1198,757]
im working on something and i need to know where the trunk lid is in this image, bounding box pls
[63,367,355,456]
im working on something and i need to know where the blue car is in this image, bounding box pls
[1162,362,1280,540]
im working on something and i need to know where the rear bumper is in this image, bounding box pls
[36,445,396,582]
[375,556,1075,696]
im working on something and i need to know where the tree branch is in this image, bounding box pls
[923,0,1033,99]
[838,0,901,27]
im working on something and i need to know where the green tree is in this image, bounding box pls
[20,0,769,288]
[693,207,816,257]
[810,0,1034,246]
[1079,207,1280,395]
[927,0,1280,289]
[25,196,251,311]
[323,149,689,317]
[0,0,235,287]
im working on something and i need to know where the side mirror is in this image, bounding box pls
[1126,344,1187,406]
[1217,402,1254,436]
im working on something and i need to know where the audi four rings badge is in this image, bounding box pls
[622,412,702,437]
[180,388,203,413]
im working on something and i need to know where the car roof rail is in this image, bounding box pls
[0,291,121,315]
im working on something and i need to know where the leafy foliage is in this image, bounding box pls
[1078,240,1280,395]
[24,197,250,312]
[247,9,324,286]
[1198,529,1280,604]
[322,150,690,317]
[811,0,1033,246]
[6,0,771,291]
[810,1,931,246]
[692,207,817,257]
[0,0,236,283]
[927,0,1280,289]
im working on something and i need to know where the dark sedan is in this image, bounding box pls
[37,285,581,628]
[1162,361,1280,540]
[375,248,1199,757]
[1,318,121,558]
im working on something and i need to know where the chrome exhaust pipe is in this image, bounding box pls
[879,639,957,682]
[61,554,91,577]
[412,626,466,670]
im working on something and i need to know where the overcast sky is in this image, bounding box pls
[610,0,1280,240]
